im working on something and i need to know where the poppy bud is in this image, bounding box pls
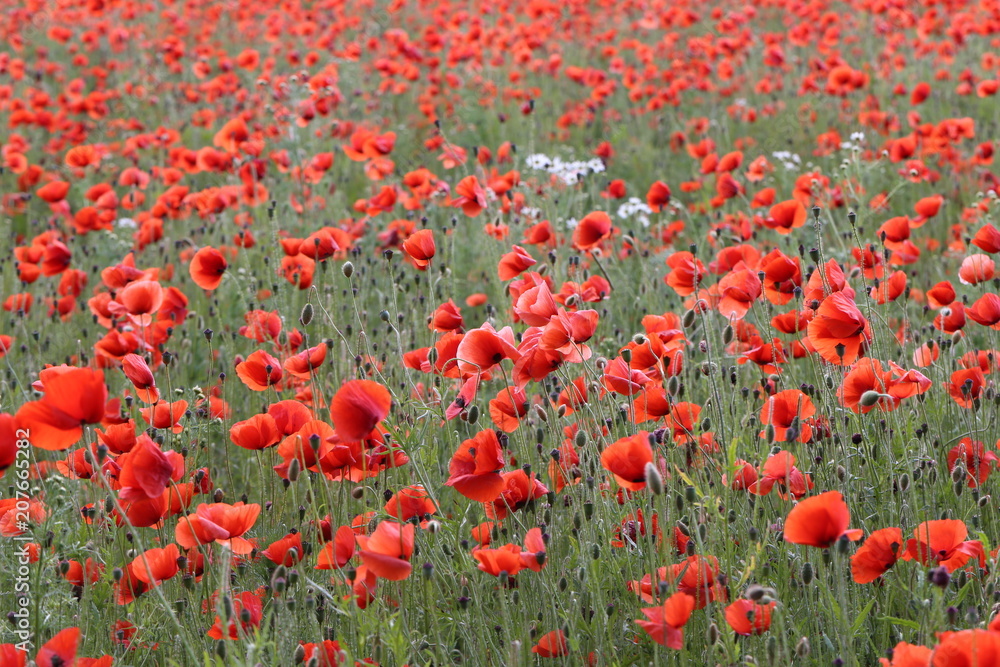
[928,566,950,588]
[342,261,354,278]
[575,430,588,448]
[216,641,227,660]
[288,458,300,482]
[801,562,813,585]
[221,594,234,621]
[898,473,910,492]
[644,462,664,495]
[796,637,811,658]
[682,309,697,328]
[860,390,881,407]
[300,303,313,326]
[467,404,479,425]
[293,645,307,664]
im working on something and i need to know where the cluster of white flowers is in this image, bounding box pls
[616,197,653,227]
[772,151,802,171]
[839,132,867,153]
[115,217,138,229]
[519,206,543,220]
[524,153,606,185]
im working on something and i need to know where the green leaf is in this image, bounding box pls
[850,598,876,634]
[878,616,920,631]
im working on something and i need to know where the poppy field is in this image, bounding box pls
[5,0,1000,664]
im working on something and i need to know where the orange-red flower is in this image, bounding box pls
[600,432,654,491]
[807,291,871,365]
[902,520,985,572]
[176,502,260,554]
[189,246,228,290]
[724,598,777,636]
[636,592,696,650]
[401,228,436,270]
[329,380,392,441]
[851,527,903,584]
[783,490,863,548]
[573,211,613,251]
[357,520,414,581]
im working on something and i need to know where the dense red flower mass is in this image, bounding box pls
[4,0,1000,663]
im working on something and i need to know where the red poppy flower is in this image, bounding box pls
[139,400,188,433]
[384,484,436,522]
[236,349,283,391]
[315,525,357,570]
[401,228,436,270]
[207,591,263,640]
[121,354,159,403]
[37,181,71,203]
[636,592,696,650]
[759,389,816,442]
[851,527,903,584]
[189,246,228,290]
[646,181,671,212]
[453,175,487,217]
[15,366,108,451]
[283,344,327,379]
[600,432,654,491]
[357,520,414,580]
[261,532,303,566]
[880,642,931,667]
[445,429,506,501]
[807,291,871,365]
[783,490,863,548]
[947,438,998,488]
[485,470,549,520]
[725,598,777,636]
[903,519,985,572]
[766,199,807,234]
[456,323,521,377]
[35,627,79,667]
[230,413,281,450]
[664,251,707,296]
[175,501,261,554]
[945,367,986,408]
[117,435,174,502]
[498,245,537,280]
[573,211,613,250]
[329,380,392,441]
[750,450,813,499]
[532,630,569,658]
